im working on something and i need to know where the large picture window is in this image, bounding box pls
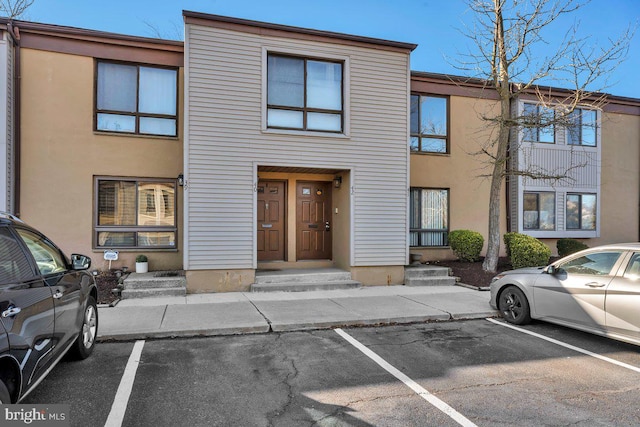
[410,188,449,247]
[523,192,555,230]
[522,103,555,143]
[95,178,177,249]
[410,95,448,153]
[96,61,178,137]
[267,54,343,132]
[566,193,596,230]
[567,108,597,146]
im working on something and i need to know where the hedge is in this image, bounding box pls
[506,233,551,269]
[448,230,484,262]
[557,238,588,257]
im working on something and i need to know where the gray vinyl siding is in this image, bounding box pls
[510,100,601,238]
[185,24,410,270]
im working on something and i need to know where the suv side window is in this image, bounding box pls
[0,227,36,282]
[16,229,67,275]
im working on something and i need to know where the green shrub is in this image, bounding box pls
[448,230,484,262]
[557,238,588,257]
[135,254,148,263]
[508,233,551,269]
[503,232,518,257]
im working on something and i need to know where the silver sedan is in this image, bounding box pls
[490,243,640,346]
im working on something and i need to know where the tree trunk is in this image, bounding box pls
[482,96,511,273]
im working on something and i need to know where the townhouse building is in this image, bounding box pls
[1,12,639,293]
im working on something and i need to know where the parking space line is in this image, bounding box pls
[335,328,477,427]
[105,340,146,427]
[487,318,640,373]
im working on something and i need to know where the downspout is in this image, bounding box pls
[7,22,20,216]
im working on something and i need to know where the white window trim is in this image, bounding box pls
[261,46,350,138]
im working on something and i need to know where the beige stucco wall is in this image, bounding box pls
[186,269,255,293]
[19,48,184,271]
[410,96,507,262]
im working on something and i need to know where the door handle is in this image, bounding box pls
[325,221,331,231]
[2,307,21,318]
[585,282,606,288]
[53,290,64,299]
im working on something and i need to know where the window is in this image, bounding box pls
[522,103,554,143]
[566,194,596,230]
[16,228,67,275]
[523,192,555,230]
[410,188,449,247]
[0,227,35,282]
[95,178,177,249]
[410,95,448,153]
[267,54,343,132]
[567,108,597,146]
[560,251,621,276]
[96,61,178,137]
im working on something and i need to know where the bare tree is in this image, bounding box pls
[0,0,34,19]
[457,0,633,272]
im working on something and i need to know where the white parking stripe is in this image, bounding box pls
[105,340,146,427]
[487,318,640,373]
[335,328,477,427]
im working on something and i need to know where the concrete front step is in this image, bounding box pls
[121,287,187,299]
[404,265,451,277]
[251,280,362,292]
[122,272,187,299]
[404,265,457,286]
[254,268,352,284]
[405,276,457,286]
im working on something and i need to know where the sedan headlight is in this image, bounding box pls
[491,274,506,283]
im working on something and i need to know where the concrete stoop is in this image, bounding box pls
[251,268,362,292]
[404,265,457,286]
[121,272,187,299]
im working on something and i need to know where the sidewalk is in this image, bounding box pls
[97,285,498,341]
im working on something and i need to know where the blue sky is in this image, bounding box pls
[21,0,640,98]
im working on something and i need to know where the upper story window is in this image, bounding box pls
[410,95,448,153]
[267,54,343,133]
[409,188,449,247]
[94,177,177,249]
[567,108,597,146]
[523,192,555,230]
[96,61,178,137]
[522,103,554,143]
[566,193,596,230]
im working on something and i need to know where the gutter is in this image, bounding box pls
[6,22,20,216]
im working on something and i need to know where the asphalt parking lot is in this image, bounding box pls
[23,319,640,426]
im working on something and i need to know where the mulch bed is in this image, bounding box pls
[95,271,121,305]
[432,257,513,288]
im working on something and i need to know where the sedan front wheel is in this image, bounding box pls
[498,286,531,325]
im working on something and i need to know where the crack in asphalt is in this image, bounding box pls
[266,335,301,427]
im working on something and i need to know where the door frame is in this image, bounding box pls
[256,179,287,262]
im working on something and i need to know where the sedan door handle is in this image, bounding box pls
[53,290,64,299]
[585,282,606,288]
[2,307,21,318]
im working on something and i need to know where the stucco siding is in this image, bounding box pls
[0,31,11,212]
[185,24,410,269]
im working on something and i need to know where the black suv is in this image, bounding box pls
[0,213,97,403]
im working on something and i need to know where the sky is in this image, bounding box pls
[17,0,640,98]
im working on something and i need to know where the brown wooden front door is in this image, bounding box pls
[296,181,332,260]
[257,180,286,261]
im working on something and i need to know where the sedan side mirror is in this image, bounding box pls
[546,265,557,275]
[71,254,91,270]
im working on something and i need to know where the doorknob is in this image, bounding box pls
[325,221,331,231]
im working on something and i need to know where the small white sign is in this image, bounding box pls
[103,250,119,261]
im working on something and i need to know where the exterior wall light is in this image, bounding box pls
[177,174,185,186]
[334,176,342,188]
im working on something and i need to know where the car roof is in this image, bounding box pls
[0,212,25,226]
[581,243,640,251]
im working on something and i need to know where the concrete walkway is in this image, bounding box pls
[97,285,498,341]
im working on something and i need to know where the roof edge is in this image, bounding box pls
[182,10,417,51]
